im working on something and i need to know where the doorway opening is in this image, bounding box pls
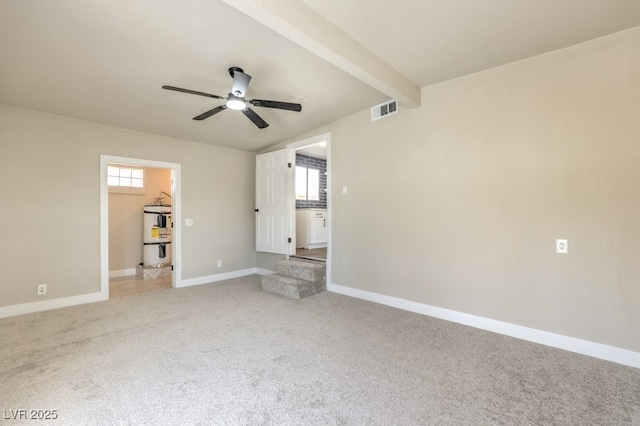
[100,155,181,298]
[288,133,330,264]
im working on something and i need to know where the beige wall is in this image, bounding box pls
[108,167,172,272]
[263,27,640,352]
[0,106,256,307]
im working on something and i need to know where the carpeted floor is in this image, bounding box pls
[1,275,639,425]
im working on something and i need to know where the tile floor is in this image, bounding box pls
[109,275,172,298]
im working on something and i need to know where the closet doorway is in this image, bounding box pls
[99,155,181,298]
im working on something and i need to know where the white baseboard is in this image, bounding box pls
[177,268,260,288]
[305,243,327,249]
[0,292,108,319]
[1,268,267,318]
[327,283,640,369]
[255,268,275,276]
[109,268,137,278]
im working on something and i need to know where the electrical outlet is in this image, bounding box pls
[37,284,47,295]
[185,219,194,227]
[556,239,568,254]
[217,260,222,268]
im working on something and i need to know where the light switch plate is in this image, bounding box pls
[556,239,568,254]
[185,218,193,227]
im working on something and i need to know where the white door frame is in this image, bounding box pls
[100,155,182,297]
[286,132,331,282]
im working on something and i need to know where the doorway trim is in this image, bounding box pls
[286,132,331,284]
[100,155,182,297]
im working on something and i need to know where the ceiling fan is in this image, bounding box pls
[162,67,302,129]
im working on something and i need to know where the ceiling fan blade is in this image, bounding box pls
[231,70,251,98]
[250,99,302,112]
[193,105,227,121]
[162,85,224,99]
[242,108,269,129]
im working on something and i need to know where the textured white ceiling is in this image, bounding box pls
[1,0,639,152]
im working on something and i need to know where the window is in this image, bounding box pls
[108,165,145,194]
[108,165,144,187]
[295,166,320,201]
[307,169,320,200]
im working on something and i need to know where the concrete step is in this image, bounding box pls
[276,259,326,285]
[261,273,325,300]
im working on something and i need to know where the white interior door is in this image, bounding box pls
[256,149,291,254]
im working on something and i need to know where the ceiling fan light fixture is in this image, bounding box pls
[226,94,246,111]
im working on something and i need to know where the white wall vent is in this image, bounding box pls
[371,100,398,121]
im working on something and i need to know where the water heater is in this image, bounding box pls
[143,204,171,267]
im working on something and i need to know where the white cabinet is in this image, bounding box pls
[296,209,327,249]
